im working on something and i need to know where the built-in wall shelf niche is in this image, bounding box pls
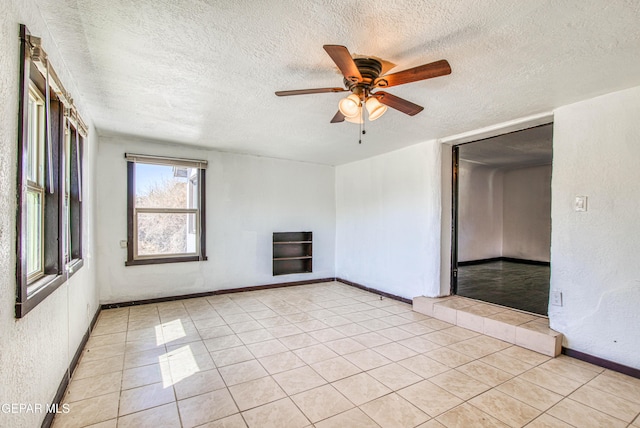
[273,232,312,276]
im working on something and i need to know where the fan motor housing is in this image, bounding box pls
[344,58,383,92]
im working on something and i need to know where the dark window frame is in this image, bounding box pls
[125,157,207,267]
[15,25,85,318]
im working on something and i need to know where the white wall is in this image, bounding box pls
[96,136,336,303]
[0,2,99,427]
[335,142,442,299]
[457,161,551,263]
[550,86,640,368]
[458,161,504,262]
[503,165,552,262]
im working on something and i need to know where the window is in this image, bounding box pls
[125,154,207,266]
[26,85,46,283]
[16,25,87,318]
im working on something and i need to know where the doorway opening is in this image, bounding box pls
[451,124,553,315]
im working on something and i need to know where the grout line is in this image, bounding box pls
[58,282,639,427]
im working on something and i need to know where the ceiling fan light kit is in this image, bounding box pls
[344,108,364,124]
[365,97,387,121]
[338,93,361,118]
[275,44,451,131]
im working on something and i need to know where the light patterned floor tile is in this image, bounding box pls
[360,393,429,428]
[436,403,509,428]
[197,413,247,427]
[496,377,563,411]
[218,360,268,386]
[455,361,513,387]
[539,358,600,384]
[469,389,540,427]
[324,337,367,355]
[424,347,475,369]
[65,371,122,403]
[547,398,627,428]
[121,363,166,390]
[524,413,573,428]
[242,397,309,428]
[117,402,181,428]
[229,376,287,411]
[429,370,491,400]
[54,283,638,428]
[332,372,391,405]
[343,349,392,371]
[372,342,417,362]
[259,351,306,374]
[118,382,175,416]
[398,355,450,379]
[519,367,582,396]
[173,368,225,400]
[568,384,640,423]
[291,384,354,423]
[53,392,120,428]
[311,356,362,382]
[73,354,124,380]
[177,388,239,428]
[352,332,393,348]
[273,365,327,395]
[315,407,381,428]
[294,343,339,364]
[398,336,442,353]
[479,351,534,375]
[210,345,255,367]
[398,379,463,418]
[587,372,640,404]
[368,363,423,391]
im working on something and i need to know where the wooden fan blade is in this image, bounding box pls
[330,110,345,123]
[275,87,347,96]
[375,59,451,88]
[373,91,424,116]
[323,45,363,83]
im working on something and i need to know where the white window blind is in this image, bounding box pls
[125,153,208,170]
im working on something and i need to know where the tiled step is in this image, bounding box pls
[412,295,562,357]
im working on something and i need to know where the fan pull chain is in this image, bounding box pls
[359,100,366,144]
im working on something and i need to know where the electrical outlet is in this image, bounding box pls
[551,290,563,306]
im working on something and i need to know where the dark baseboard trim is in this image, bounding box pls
[42,306,101,428]
[562,347,640,379]
[100,278,337,309]
[100,277,412,309]
[335,278,412,305]
[458,257,502,266]
[458,257,550,267]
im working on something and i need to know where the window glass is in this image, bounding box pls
[25,87,46,282]
[130,161,202,262]
[135,164,198,209]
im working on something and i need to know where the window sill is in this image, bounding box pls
[125,256,208,267]
[17,258,85,318]
[66,258,84,275]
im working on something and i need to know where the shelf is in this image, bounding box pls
[273,231,312,276]
[273,256,312,261]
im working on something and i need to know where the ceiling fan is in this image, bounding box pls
[275,45,451,124]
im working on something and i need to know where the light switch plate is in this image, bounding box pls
[551,290,563,306]
[119,240,127,248]
[575,196,587,212]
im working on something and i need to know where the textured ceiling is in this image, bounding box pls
[34,0,640,165]
[459,123,553,169]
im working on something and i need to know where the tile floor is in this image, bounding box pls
[53,281,640,428]
[457,261,550,315]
